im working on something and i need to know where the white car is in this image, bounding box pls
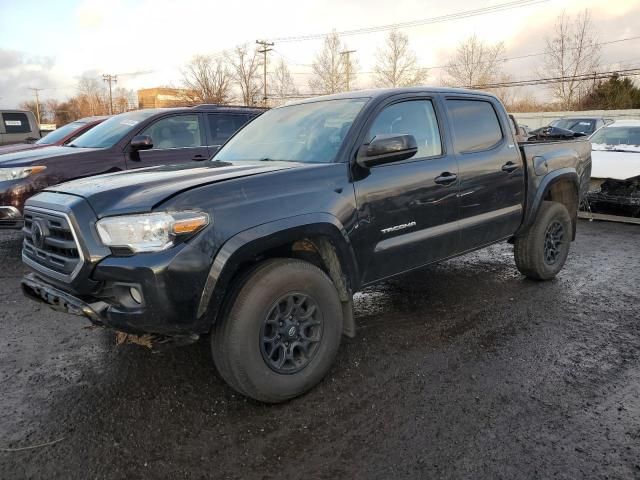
[587,120,640,214]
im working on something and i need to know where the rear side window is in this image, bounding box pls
[447,100,503,153]
[141,114,203,149]
[3,113,31,134]
[207,114,253,145]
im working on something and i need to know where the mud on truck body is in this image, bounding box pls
[21,88,591,402]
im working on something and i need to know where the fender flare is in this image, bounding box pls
[196,212,359,325]
[521,168,580,232]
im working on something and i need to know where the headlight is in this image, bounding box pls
[96,211,209,253]
[0,166,46,181]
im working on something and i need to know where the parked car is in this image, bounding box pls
[0,116,107,155]
[20,87,591,403]
[586,120,640,215]
[549,116,613,136]
[0,110,41,145]
[0,105,264,228]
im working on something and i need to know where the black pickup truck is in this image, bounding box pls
[21,88,591,402]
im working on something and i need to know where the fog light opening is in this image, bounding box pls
[129,287,143,304]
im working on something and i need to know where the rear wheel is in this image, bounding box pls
[212,258,343,403]
[514,201,572,280]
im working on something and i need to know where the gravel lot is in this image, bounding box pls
[1,220,639,479]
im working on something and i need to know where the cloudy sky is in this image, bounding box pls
[0,0,639,108]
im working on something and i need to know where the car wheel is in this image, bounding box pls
[514,201,572,280]
[211,258,343,403]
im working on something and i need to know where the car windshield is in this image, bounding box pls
[213,98,369,163]
[36,121,87,145]
[591,126,640,152]
[551,118,596,134]
[69,110,158,148]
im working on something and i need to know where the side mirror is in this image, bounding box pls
[357,134,418,168]
[130,135,153,151]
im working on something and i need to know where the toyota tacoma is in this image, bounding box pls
[21,88,591,403]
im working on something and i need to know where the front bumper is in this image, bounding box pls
[22,273,107,324]
[21,192,216,335]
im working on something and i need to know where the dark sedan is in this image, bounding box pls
[0,105,264,228]
[0,116,107,155]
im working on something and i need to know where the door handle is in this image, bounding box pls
[192,154,206,161]
[501,161,519,173]
[434,172,457,186]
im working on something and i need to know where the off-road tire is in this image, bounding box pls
[211,258,343,403]
[514,200,572,280]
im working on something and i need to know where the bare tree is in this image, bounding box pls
[309,32,357,94]
[373,30,427,88]
[227,44,262,106]
[77,76,108,115]
[181,54,233,105]
[542,10,601,109]
[444,35,505,87]
[269,58,299,106]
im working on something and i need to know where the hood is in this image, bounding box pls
[0,143,45,155]
[46,161,301,216]
[0,145,99,166]
[591,149,640,180]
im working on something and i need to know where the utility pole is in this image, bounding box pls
[256,40,274,107]
[339,50,356,91]
[102,74,117,114]
[28,87,44,125]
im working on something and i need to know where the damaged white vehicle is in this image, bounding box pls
[587,120,640,216]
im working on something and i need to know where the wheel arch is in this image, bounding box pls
[523,168,580,240]
[197,213,359,336]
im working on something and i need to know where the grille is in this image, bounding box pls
[22,207,82,279]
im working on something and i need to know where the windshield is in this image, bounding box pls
[69,110,158,148]
[551,118,596,134]
[35,121,86,145]
[214,98,368,163]
[591,126,640,152]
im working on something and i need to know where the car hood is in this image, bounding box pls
[0,145,97,166]
[0,143,45,155]
[46,161,302,217]
[591,149,640,180]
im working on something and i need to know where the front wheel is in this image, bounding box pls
[211,258,343,403]
[514,201,572,280]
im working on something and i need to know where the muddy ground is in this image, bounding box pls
[1,220,639,479]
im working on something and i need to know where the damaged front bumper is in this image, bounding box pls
[22,273,200,348]
[22,273,108,324]
[587,175,640,213]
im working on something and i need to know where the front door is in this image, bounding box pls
[351,97,460,284]
[444,98,525,251]
[133,113,209,167]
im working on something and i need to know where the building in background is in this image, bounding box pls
[137,88,191,109]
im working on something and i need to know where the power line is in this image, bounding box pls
[280,34,640,76]
[269,0,549,42]
[468,68,640,89]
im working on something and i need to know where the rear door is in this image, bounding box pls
[444,97,524,251]
[205,113,255,156]
[134,113,209,166]
[351,95,460,284]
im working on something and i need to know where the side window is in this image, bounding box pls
[207,114,252,145]
[141,114,202,149]
[447,100,503,153]
[367,100,442,158]
[3,113,32,134]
